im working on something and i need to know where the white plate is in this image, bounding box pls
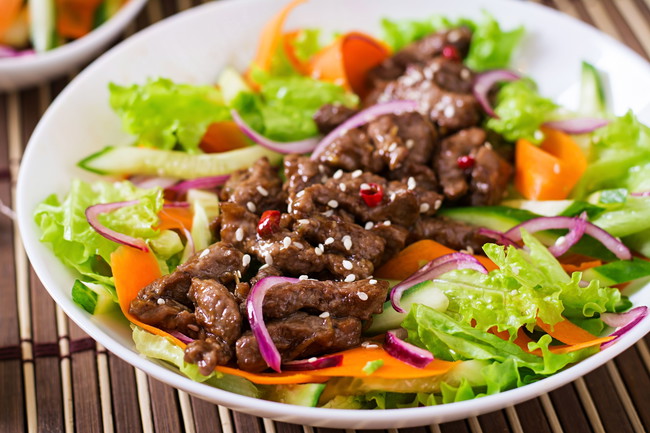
[0,0,147,91]
[16,0,650,429]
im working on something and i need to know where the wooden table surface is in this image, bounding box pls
[1,0,650,432]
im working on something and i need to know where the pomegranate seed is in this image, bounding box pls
[457,155,476,169]
[257,210,281,237]
[442,44,461,61]
[359,183,384,207]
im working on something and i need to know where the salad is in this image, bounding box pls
[0,0,129,58]
[34,0,650,409]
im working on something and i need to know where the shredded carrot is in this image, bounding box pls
[0,0,23,38]
[515,127,588,200]
[489,327,534,353]
[307,32,389,97]
[252,0,306,72]
[282,30,308,74]
[56,0,105,39]
[535,317,597,346]
[375,239,498,280]
[200,121,250,154]
[561,259,602,273]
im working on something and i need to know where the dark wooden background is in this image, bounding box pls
[1,0,649,431]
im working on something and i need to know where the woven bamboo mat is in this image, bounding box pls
[2,0,650,431]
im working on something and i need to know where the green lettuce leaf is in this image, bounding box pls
[34,179,163,285]
[380,15,477,52]
[109,78,231,153]
[486,78,558,144]
[289,29,323,62]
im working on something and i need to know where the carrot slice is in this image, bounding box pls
[0,0,22,38]
[307,32,389,97]
[514,127,587,200]
[157,206,194,231]
[561,259,602,273]
[375,239,498,280]
[56,0,105,39]
[282,30,308,74]
[200,121,250,154]
[535,317,597,346]
[252,0,306,72]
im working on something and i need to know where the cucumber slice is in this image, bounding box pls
[501,199,604,219]
[366,281,448,335]
[265,383,326,407]
[218,66,251,104]
[29,0,58,52]
[78,145,282,179]
[583,258,650,286]
[579,61,607,117]
[624,228,650,258]
[71,280,117,315]
[150,230,184,260]
[94,0,123,27]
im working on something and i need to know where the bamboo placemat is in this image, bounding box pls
[2,0,650,432]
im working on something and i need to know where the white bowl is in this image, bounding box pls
[16,0,650,429]
[0,0,147,91]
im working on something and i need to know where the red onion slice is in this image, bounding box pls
[85,200,149,252]
[390,253,488,313]
[310,100,419,160]
[282,354,343,371]
[543,118,610,134]
[631,191,650,197]
[473,70,521,118]
[166,175,231,194]
[477,228,518,247]
[247,276,299,372]
[601,306,648,349]
[504,215,631,260]
[129,175,179,190]
[169,331,195,344]
[601,306,648,329]
[384,329,434,369]
[547,212,587,257]
[231,110,319,154]
[0,45,35,58]
[163,201,190,208]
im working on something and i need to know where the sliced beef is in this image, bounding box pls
[283,154,329,197]
[436,127,486,201]
[262,278,389,321]
[184,338,234,376]
[235,313,361,372]
[313,103,357,134]
[177,242,247,286]
[368,27,472,87]
[188,278,242,345]
[220,157,286,214]
[469,145,513,206]
[367,58,480,133]
[315,128,384,173]
[409,216,491,253]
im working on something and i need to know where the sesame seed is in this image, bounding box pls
[242,254,251,267]
[365,343,379,349]
[352,169,363,178]
[333,169,343,179]
[339,183,347,192]
[256,185,269,196]
[360,183,370,190]
[434,199,442,210]
[357,291,369,301]
[299,275,309,280]
[405,139,415,149]
[327,199,339,208]
[294,242,304,249]
[297,190,305,198]
[246,201,257,213]
[259,264,269,270]
[444,105,456,118]
[318,243,324,250]
[407,177,416,190]
[157,298,165,305]
[369,279,378,285]
[264,253,273,266]
[324,237,334,245]
[323,210,334,217]
[319,311,330,318]
[319,165,326,173]
[365,221,375,230]
[388,142,398,152]
[342,260,353,270]
[235,228,244,242]
[283,236,292,248]
[345,274,356,283]
[419,203,430,213]
[298,219,310,225]
[314,247,323,256]
[199,248,210,258]
[384,220,392,226]
[460,69,471,80]
[343,237,352,251]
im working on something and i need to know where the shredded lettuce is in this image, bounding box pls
[34,179,163,285]
[109,78,231,154]
[289,29,323,62]
[380,13,523,71]
[486,78,558,144]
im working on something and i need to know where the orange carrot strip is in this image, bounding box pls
[252,0,306,72]
[489,325,612,356]
[547,336,614,354]
[515,127,587,200]
[157,206,194,231]
[561,259,602,273]
[282,30,308,74]
[307,32,389,97]
[375,240,498,280]
[200,121,250,154]
[0,0,23,38]
[488,327,534,353]
[535,317,597,346]
[56,0,105,39]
